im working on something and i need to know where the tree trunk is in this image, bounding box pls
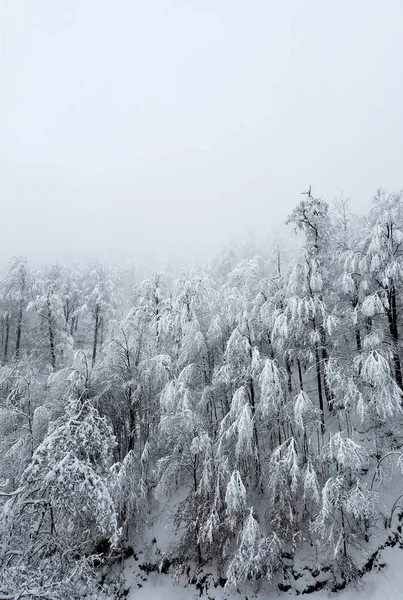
[320,327,333,408]
[92,304,100,367]
[15,304,23,359]
[64,299,70,329]
[285,357,292,393]
[3,313,10,363]
[355,327,362,352]
[127,387,136,452]
[47,294,56,371]
[99,316,104,348]
[297,359,304,391]
[70,315,76,337]
[315,342,325,434]
[248,376,262,485]
[388,283,402,390]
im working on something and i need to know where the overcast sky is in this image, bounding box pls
[1,0,402,265]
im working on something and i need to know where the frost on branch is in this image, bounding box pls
[0,397,119,597]
[226,508,282,587]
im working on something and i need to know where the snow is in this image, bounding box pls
[315,547,403,600]
[127,574,197,600]
[123,546,403,600]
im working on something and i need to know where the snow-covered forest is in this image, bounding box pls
[2,190,403,599]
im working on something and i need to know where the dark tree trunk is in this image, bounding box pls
[3,313,10,363]
[320,327,334,408]
[285,357,293,393]
[92,304,100,367]
[353,288,362,352]
[15,304,23,360]
[63,299,70,328]
[100,315,104,348]
[192,457,202,564]
[127,387,136,451]
[244,320,263,485]
[297,359,304,391]
[388,283,402,390]
[47,295,56,371]
[355,327,362,352]
[315,342,325,434]
[70,315,76,337]
[15,266,27,360]
[248,376,263,486]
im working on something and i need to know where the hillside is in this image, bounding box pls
[1,191,403,598]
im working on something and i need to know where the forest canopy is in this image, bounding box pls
[1,189,403,598]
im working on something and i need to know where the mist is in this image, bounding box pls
[1,0,402,266]
[3,4,403,596]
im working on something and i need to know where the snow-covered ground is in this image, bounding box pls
[128,574,196,600]
[315,547,402,600]
[122,546,403,600]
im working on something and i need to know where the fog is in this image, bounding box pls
[1,0,402,266]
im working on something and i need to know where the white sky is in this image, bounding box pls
[1,0,402,264]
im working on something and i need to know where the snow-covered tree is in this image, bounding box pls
[2,256,33,360]
[0,395,119,597]
[28,267,73,371]
[226,508,282,587]
[83,263,121,367]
